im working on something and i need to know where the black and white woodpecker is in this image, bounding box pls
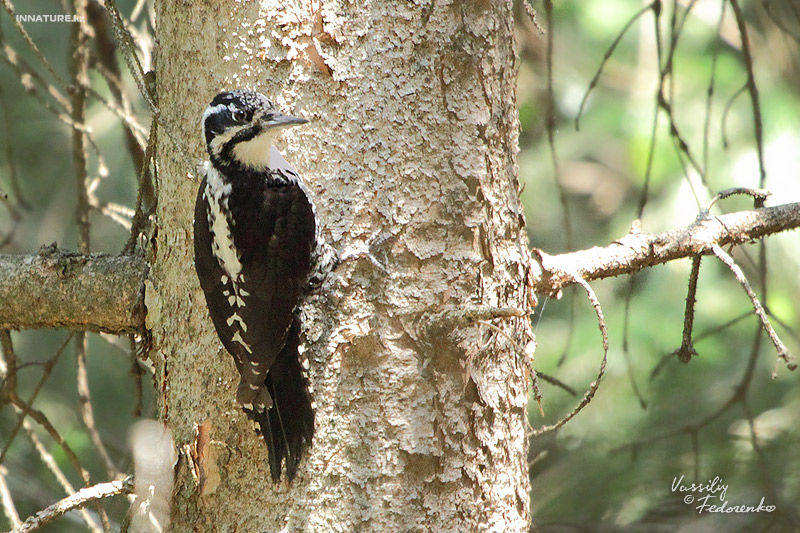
[193,89,328,481]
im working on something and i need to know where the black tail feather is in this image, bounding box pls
[244,317,314,481]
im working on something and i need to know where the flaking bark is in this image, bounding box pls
[154,1,531,531]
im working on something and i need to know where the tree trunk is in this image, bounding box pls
[153,1,532,531]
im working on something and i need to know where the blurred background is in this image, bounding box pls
[518,1,800,532]
[0,0,799,531]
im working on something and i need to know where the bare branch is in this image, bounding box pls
[0,0,69,94]
[0,248,146,334]
[11,477,133,533]
[532,202,800,295]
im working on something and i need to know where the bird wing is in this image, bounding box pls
[227,174,316,373]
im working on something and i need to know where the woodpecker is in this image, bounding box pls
[193,89,326,481]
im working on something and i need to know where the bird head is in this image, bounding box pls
[202,90,307,171]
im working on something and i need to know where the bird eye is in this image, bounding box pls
[231,109,247,123]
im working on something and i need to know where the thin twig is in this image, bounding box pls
[637,0,665,218]
[694,311,751,342]
[650,311,752,379]
[20,417,102,533]
[521,0,544,34]
[621,274,647,408]
[575,2,654,130]
[87,0,152,149]
[702,1,727,179]
[707,187,770,210]
[535,371,577,396]
[0,0,70,94]
[543,0,572,253]
[76,333,120,479]
[0,333,74,465]
[729,0,766,186]
[720,83,747,149]
[710,244,796,374]
[530,275,609,437]
[615,321,764,455]
[637,100,660,218]
[0,465,21,528]
[89,197,135,229]
[0,24,71,112]
[674,256,701,363]
[6,396,93,494]
[104,0,156,112]
[0,332,101,531]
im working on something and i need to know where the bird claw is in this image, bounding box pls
[338,229,390,274]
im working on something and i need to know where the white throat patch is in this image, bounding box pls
[231,129,279,170]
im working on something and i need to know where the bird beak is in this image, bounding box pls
[264,113,308,129]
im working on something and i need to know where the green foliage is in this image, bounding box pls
[521,1,800,531]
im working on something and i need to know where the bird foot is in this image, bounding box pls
[338,229,390,274]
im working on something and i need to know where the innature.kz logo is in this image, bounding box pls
[16,15,85,23]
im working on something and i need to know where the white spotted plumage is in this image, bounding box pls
[203,161,253,354]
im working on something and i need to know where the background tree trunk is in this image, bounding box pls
[153,1,532,530]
